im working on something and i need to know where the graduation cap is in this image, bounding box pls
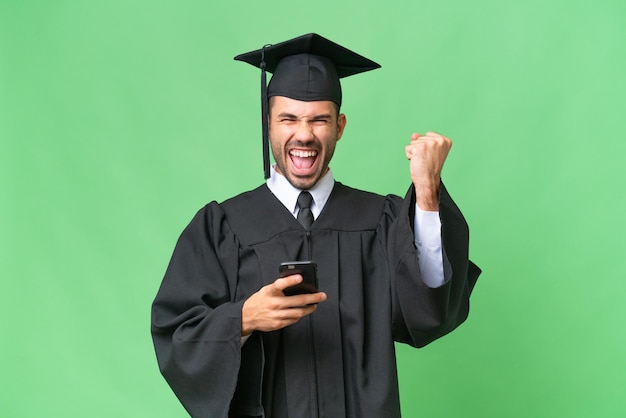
[234,33,381,179]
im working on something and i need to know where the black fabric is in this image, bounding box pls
[151,182,481,418]
[234,32,381,84]
[296,191,314,230]
[234,33,381,106]
[270,53,342,106]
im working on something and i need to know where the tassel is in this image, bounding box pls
[260,44,271,179]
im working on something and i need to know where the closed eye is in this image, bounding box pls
[310,117,332,125]
[277,113,298,123]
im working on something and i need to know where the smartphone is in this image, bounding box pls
[279,261,319,296]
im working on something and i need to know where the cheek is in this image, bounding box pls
[269,126,286,144]
[316,127,339,146]
[270,125,294,141]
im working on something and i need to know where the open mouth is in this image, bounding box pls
[289,149,318,173]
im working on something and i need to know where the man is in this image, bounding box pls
[151,33,480,418]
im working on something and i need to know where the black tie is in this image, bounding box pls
[297,191,314,230]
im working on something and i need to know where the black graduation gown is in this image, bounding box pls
[151,182,480,418]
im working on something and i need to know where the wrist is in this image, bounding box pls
[414,180,440,211]
[241,301,254,336]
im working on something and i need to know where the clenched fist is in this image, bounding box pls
[405,132,452,211]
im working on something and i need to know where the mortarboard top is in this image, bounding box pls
[234,33,381,179]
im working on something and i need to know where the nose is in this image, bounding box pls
[294,120,315,142]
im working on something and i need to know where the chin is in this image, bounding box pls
[287,174,318,190]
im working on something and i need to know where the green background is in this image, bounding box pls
[1,1,625,417]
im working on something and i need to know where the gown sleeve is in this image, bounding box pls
[151,203,261,418]
[387,183,481,348]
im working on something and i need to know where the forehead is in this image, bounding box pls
[270,96,337,116]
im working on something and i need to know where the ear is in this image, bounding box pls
[336,113,347,141]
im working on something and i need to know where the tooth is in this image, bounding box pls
[290,150,317,157]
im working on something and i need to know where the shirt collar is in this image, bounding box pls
[266,165,335,218]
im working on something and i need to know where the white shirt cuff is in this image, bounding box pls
[414,204,447,288]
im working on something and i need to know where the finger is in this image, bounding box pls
[272,274,303,292]
[410,132,422,142]
[405,142,426,160]
[287,291,327,306]
[423,132,452,149]
[424,131,442,138]
[406,138,430,157]
[405,145,414,160]
[281,303,318,319]
[411,133,452,150]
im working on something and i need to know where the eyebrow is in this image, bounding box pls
[276,112,298,119]
[310,114,333,121]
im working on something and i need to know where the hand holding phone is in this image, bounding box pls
[279,261,319,296]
